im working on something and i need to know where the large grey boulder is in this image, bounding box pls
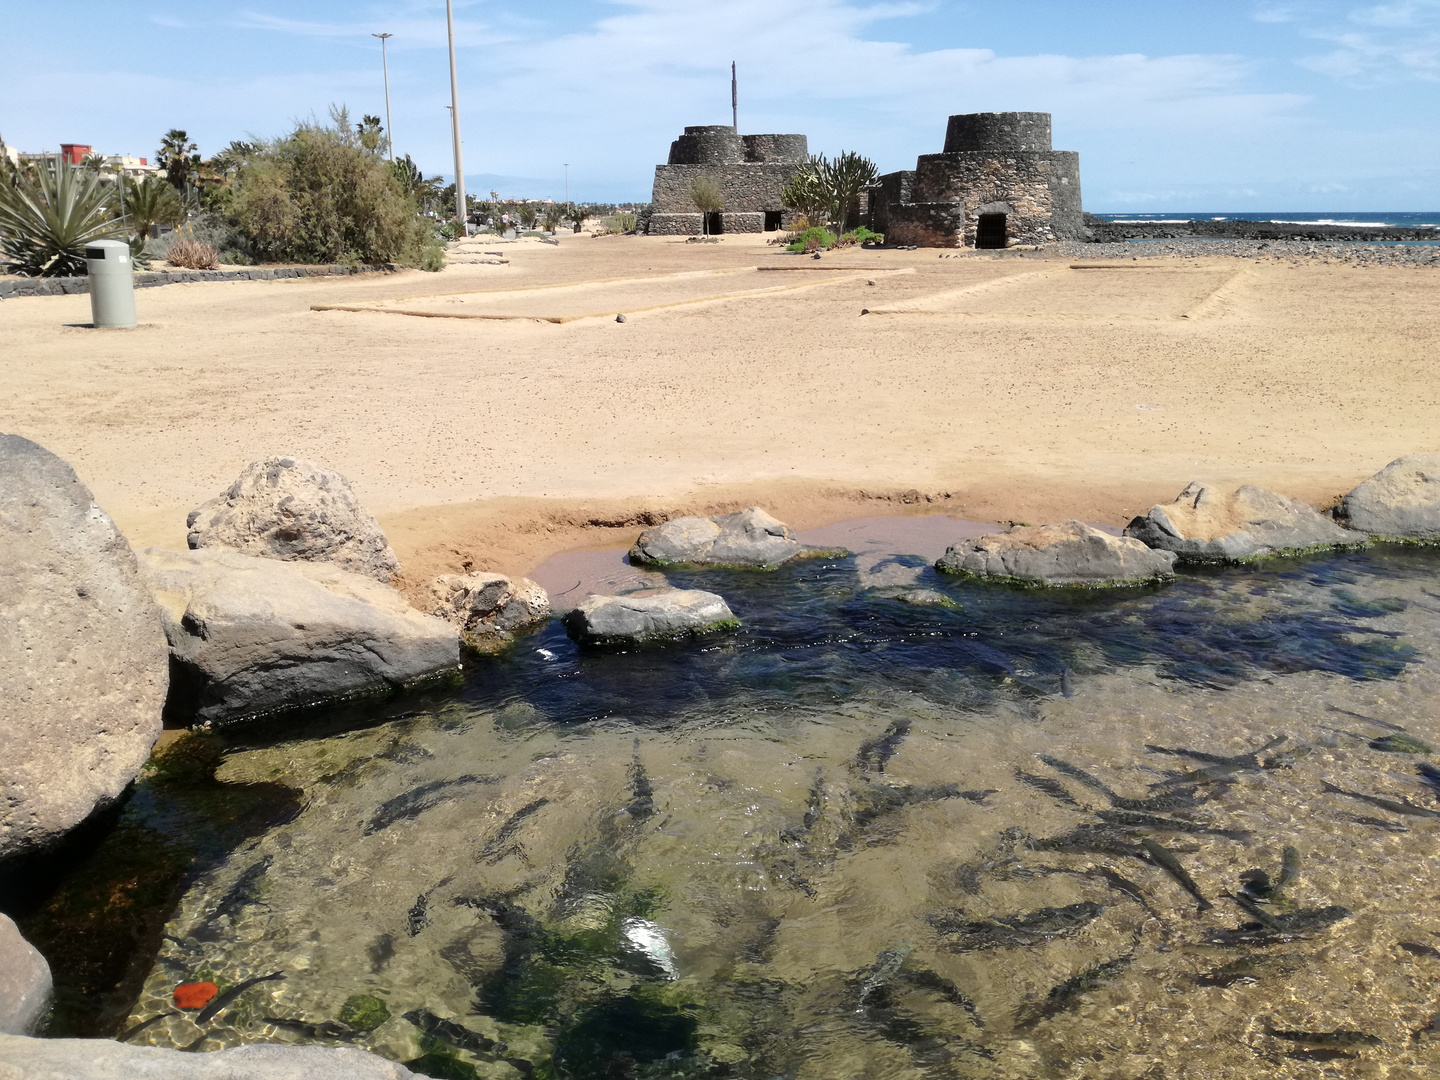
[1125,481,1366,562]
[1338,454,1440,541]
[936,521,1176,587]
[0,1036,416,1079]
[187,458,400,582]
[0,434,168,858]
[429,572,551,652]
[0,914,51,1035]
[630,507,831,568]
[563,589,738,645]
[141,549,459,726]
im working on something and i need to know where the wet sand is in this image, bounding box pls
[1,233,1435,599]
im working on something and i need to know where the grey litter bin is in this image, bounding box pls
[85,238,137,328]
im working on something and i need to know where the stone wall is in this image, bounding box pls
[669,125,746,165]
[649,162,804,235]
[742,134,808,164]
[944,111,1053,153]
[0,264,396,301]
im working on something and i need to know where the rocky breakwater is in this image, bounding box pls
[0,434,169,858]
[186,457,400,582]
[428,571,551,652]
[630,507,841,568]
[1337,454,1440,542]
[142,549,459,727]
[936,520,1177,587]
[564,589,739,645]
[0,1038,419,1079]
[1125,482,1367,562]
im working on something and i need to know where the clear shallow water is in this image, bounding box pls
[27,545,1440,1078]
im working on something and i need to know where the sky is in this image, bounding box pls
[2,0,1438,210]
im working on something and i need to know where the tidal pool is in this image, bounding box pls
[25,544,1440,1078]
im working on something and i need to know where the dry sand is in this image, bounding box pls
[2,232,1436,599]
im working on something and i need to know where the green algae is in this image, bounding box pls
[338,993,391,1031]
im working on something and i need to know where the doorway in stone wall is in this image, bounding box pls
[764,211,782,231]
[705,212,724,235]
[976,213,1008,249]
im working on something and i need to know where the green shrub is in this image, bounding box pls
[785,225,836,254]
[600,212,637,234]
[227,106,435,267]
[838,226,884,247]
[0,158,125,276]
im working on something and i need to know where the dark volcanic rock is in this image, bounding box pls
[630,506,832,568]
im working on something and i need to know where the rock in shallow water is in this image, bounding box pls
[186,457,400,582]
[936,521,1176,587]
[0,434,168,859]
[141,548,459,726]
[429,571,550,652]
[1339,454,1440,541]
[0,914,51,1035]
[630,507,829,568]
[0,1036,417,1079]
[563,588,738,644]
[1125,481,1366,562]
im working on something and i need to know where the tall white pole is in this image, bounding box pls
[445,0,466,225]
[372,32,394,162]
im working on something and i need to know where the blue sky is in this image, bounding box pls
[3,1,1438,209]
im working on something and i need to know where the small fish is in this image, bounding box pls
[856,719,912,773]
[849,783,994,830]
[363,774,500,835]
[1027,824,1147,860]
[802,767,825,830]
[1322,781,1440,819]
[403,1008,504,1054]
[1276,845,1302,897]
[1015,769,1081,808]
[116,1013,174,1042]
[1038,754,1118,801]
[1327,704,1406,732]
[195,971,285,1024]
[209,856,272,922]
[478,798,550,863]
[1400,942,1440,959]
[1060,667,1075,698]
[1017,953,1133,1029]
[625,739,655,820]
[1239,869,1273,901]
[1418,762,1440,797]
[1267,1027,1382,1048]
[407,894,430,937]
[1038,755,1196,812]
[1195,953,1305,988]
[178,1032,210,1052]
[900,966,985,1027]
[264,1016,358,1041]
[1095,809,1248,839]
[1371,733,1433,754]
[930,901,1105,951]
[1334,811,1410,833]
[855,943,914,1011]
[1142,838,1212,910]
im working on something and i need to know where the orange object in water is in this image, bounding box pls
[173,982,219,1010]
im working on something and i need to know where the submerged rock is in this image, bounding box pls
[935,521,1176,587]
[563,588,739,645]
[0,915,51,1035]
[630,507,831,568]
[1338,454,1440,541]
[141,548,459,726]
[1125,482,1366,562]
[429,572,550,652]
[0,1036,417,1078]
[186,457,400,582]
[0,434,168,859]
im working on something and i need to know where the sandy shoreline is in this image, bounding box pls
[2,231,1435,596]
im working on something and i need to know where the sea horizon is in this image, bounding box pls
[1094,210,1440,228]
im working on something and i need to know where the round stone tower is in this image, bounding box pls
[668,126,746,166]
[943,112,1053,154]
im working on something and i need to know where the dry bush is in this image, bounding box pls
[166,236,219,269]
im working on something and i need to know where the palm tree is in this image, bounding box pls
[356,115,386,155]
[122,175,184,242]
[157,129,198,190]
[0,158,125,276]
[390,155,444,212]
[208,140,258,180]
[80,151,109,173]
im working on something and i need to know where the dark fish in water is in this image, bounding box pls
[803,767,825,830]
[930,901,1105,951]
[1018,953,1133,1029]
[403,1008,504,1054]
[1228,894,1352,935]
[856,719,912,773]
[264,1016,358,1041]
[901,966,984,1027]
[1401,941,1440,959]
[1268,1027,1382,1048]
[849,784,993,830]
[1146,734,1288,768]
[1335,811,1410,833]
[1287,1048,1358,1063]
[178,1032,210,1052]
[1060,667,1075,697]
[1086,866,1155,914]
[1037,754,1118,800]
[195,971,286,1024]
[116,1013,174,1042]
[1095,809,1249,840]
[1418,762,1440,798]
[1276,845,1302,897]
[1322,781,1440,819]
[368,932,396,973]
[1037,754,1198,812]
[478,798,550,864]
[1228,892,1285,931]
[1141,838,1212,910]
[1015,769,1081,809]
[1027,824,1147,860]
[1327,704,1406,732]
[407,894,430,937]
[1195,953,1306,988]
[855,943,913,1011]
[1239,869,1273,901]
[625,739,655,820]
[363,774,501,835]
[209,856,272,922]
[1371,733,1433,754]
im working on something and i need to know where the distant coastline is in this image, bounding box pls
[1095,211,1440,228]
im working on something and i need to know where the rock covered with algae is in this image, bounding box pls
[563,588,738,644]
[936,520,1176,587]
[630,506,832,568]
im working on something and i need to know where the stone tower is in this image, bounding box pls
[646,125,809,236]
[869,112,1083,248]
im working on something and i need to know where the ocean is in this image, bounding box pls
[1096,211,1440,228]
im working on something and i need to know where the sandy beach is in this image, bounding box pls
[2,232,1436,596]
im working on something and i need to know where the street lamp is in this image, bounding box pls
[371,32,394,161]
[564,163,569,205]
[444,0,466,226]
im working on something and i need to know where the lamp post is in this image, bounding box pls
[564,163,569,205]
[445,0,466,226]
[371,32,394,161]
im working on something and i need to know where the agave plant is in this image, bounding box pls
[0,158,124,276]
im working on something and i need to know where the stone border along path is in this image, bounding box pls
[0,264,398,301]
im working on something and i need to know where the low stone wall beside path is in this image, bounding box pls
[0,263,398,300]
